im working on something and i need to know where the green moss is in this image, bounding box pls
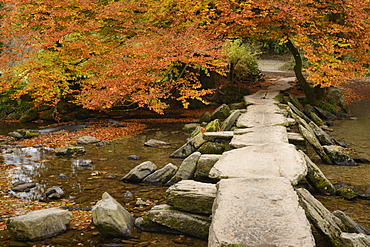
[310,176,335,195]
[273,93,284,103]
[336,188,358,200]
[24,130,39,138]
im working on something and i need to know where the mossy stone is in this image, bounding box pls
[205,119,220,132]
[197,142,224,154]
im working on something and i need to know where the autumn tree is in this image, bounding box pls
[0,0,369,114]
[209,0,370,102]
[0,0,225,114]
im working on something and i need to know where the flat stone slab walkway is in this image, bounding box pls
[230,125,288,148]
[209,178,315,247]
[209,142,307,185]
[207,76,315,246]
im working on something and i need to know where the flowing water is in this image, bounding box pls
[0,99,369,246]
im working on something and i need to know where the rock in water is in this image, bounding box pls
[300,150,336,195]
[77,136,101,145]
[92,192,134,238]
[144,139,171,148]
[121,161,157,183]
[45,186,64,199]
[6,208,72,241]
[166,152,201,185]
[323,145,357,166]
[142,163,178,184]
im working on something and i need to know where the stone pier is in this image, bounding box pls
[208,78,316,246]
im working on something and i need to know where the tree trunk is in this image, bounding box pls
[285,39,315,103]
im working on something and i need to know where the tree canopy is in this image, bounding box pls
[0,0,369,113]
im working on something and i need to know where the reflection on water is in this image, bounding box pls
[0,123,188,204]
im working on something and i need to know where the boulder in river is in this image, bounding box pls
[323,145,357,166]
[166,180,216,215]
[77,136,101,145]
[142,163,178,184]
[166,152,201,185]
[92,192,134,238]
[121,161,157,183]
[6,207,72,241]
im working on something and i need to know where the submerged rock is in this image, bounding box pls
[144,139,171,148]
[77,136,101,145]
[121,161,157,183]
[92,192,134,238]
[55,146,86,155]
[7,208,72,241]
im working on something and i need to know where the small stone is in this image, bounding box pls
[144,139,171,148]
[127,155,140,160]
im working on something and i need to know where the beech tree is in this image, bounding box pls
[0,0,369,113]
[0,0,225,113]
[209,0,370,102]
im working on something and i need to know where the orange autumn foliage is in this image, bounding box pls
[0,0,369,111]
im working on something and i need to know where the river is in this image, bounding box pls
[0,99,369,246]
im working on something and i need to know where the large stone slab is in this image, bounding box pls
[166,180,216,214]
[230,125,288,148]
[145,204,211,240]
[237,104,288,128]
[209,143,307,185]
[7,208,72,241]
[209,178,315,247]
[244,91,280,104]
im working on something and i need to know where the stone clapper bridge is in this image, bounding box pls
[206,78,316,246]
